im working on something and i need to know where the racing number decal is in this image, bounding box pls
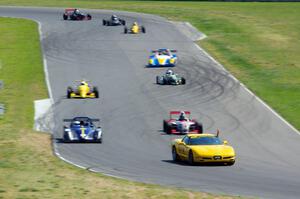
[80,127,86,138]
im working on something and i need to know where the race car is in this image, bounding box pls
[163,111,203,134]
[103,15,126,26]
[63,117,102,143]
[156,69,185,85]
[148,49,177,67]
[67,80,99,99]
[124,22,145,34]
[63,8,92,21]
[171,131,235,165]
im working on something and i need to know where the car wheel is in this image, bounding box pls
[163,120,168,132]
[156,76,160,84]
[124,27,128,34]
[181,78,186,85]
[188,150,195,165]
[93,87,99,98]
[103,20,106,26]
[63,14,68,20]
[122,20,126,25]
[172,147,180,162]
[141,26,146,33]
[87,14,92,20]
[166,125,172,134]
[195,122,203,134]
[63,132,70,143]
[67,87,72,98]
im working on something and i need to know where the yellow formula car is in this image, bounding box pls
[124,22,146,34]
[171,131,235,165]
[67,81,99,99]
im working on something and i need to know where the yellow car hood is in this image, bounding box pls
[190,145,235,157]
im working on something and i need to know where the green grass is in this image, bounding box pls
[0,1,298,131]
[0,17,241,199]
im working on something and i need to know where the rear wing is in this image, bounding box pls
[63,118,100,122]
[151,49,177,53]
[65,8,75,13]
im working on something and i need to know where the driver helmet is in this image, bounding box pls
[111,15,117,20]
[166,69,173,76]
[133,22,138,26]
[73,121,80,125]
[80,81,87,86]
[179,111,186,121]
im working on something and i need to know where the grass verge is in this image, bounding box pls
[0,17,241,199]
[0,1,298,131]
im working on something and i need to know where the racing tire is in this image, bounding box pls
[172,147,180,162]
[121,20,126,25]
[63,132,71,143]
[103,20,106,26]
[166,124,172,134]
[181,78,186,85]
[141,26,146,33]
[87,14,92,20]
[67,87,73,98]
[196,122,203,134]
[93,87,99,98]
[188,150,195,165]
[63,14,68,20]
[163,120,168,132]
[124,27,128,34]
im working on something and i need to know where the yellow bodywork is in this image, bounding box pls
[131,24,140,34]
[69,81,97,98]
[172,134,235,164]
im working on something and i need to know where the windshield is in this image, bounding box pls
[189,137,222,145]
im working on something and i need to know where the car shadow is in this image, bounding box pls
[161,160,232,167]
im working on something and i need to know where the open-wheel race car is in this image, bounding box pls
[67,80,99,99]
[103,15,126,26]
[156,69,185,85]
[163,111,203,134]
[63,8,92,21]
[148,49,177,67]
[124,22,145,34]
[63,117,102,143]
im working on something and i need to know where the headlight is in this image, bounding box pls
[169,59,175,64]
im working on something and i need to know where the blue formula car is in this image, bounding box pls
[148,49,177,67]
[63,117,102,143]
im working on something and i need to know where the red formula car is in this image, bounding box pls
[163,111,203,134]
[63,8,92,21]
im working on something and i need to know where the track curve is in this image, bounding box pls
[1,6,300,199]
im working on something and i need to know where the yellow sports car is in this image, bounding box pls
[67,81,99,99]
[124,22,146,34]
[171,132,235,165]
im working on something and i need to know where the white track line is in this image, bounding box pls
[193,43,300,135]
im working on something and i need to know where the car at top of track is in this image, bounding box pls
[148,48,177,67]
[63,8,92,21]
[156,69,185,85]
[67,80,99,99]
[63,117,103,143]
[163,111,203,134]
[171,131,235,165]
[103,15,126,26]
[124,22,145,34]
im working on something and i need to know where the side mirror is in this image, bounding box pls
[223,140,228,145]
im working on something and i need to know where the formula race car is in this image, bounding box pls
[103,15,126,26]
[63,117,102,143]
[156,69,185,85]
[163,111,203,134]
[171,131,235,165]
[67,81,99,99]
[63,8,92,21]
[148,49,177,67]
[124,22,145,34]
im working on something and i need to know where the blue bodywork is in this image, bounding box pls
[148,48,177,67]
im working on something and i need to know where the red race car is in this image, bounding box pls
[163,111,203,134]
[63,8,92,21]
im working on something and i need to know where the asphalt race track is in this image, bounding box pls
[1,6,300,199]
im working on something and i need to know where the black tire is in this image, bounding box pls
[188,150,195,165]
[172,147,180,162]
[93,87,99,98]
[141,26,146,33]
[63,131,70,143]
[103,20,106,26]
[63,14,68,20]
[181,77,186,85]
[163,120,168,132]
[195,122,203,134]
[67,87,72,98]
[107,21,110,26]
[121,20,126,25]
[87,14,92,20]
[156,76,160,84]
[124,27,128,34]
[166,124,172,134]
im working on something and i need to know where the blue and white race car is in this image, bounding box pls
[63,117,102,143]
[148,49,177,67]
